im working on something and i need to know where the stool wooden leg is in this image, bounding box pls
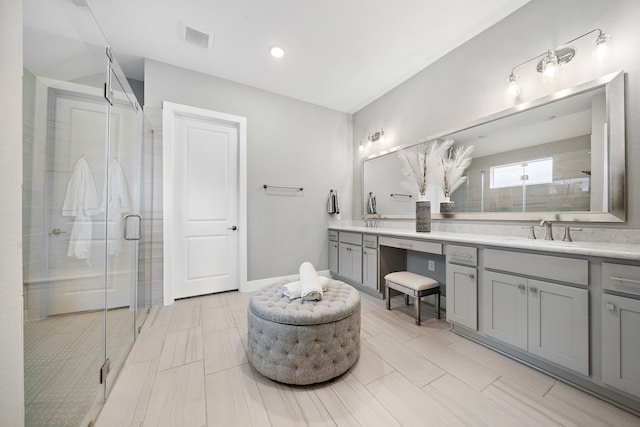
[435,290,441,319]
[385,283,391,310]
[414,295,421,325]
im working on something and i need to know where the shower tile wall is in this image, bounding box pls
[22,69,47,319]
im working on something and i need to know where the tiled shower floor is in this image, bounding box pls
[24,308,133,426]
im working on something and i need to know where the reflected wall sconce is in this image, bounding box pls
[359,128,385,152]
[507,29,611,97]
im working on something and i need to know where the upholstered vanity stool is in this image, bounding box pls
[384,271,441,325]
[247,279,361,385]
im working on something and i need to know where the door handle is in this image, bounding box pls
[124,215,143,241]
[227,226,237,231]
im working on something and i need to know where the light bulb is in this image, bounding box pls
[593,32,611,61]
[359,142,364,152]
[270,46,285,58]
[541,51,559,81]
[507,73,520,97]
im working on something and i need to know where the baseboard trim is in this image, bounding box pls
[243,270,331,293]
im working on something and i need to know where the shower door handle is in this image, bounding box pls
[124,215,143,241]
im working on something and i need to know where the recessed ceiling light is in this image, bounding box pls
[270,46,285,58]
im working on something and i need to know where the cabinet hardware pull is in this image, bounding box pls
[605,303,616,311]
[468,274,475,279]
[453,253,472,259]
[518,284,526,291]
[608,276,640,286]
[530,286,538,294]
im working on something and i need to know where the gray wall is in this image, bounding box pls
[144,59,353,281]
[353,0,640,233]
[0,0,25,424]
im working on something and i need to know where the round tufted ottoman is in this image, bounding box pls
[247,279,361,385]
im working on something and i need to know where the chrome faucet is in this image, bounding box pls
[540,220,553,240]
[363,213,380,228]
[562,226,582,242]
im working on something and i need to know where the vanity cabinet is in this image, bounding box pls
[328,233,339,274]
[601,263,640,399]
[362,235,378,291]
[483,251,589,375]
[446,245,478,330]
[338,232,362,284]
[602,294,640,398]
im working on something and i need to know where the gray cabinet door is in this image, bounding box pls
[483,271,527,350]
[446,263,477,330]
[528,279,589,375]
[602,294,640,398]
[339,243,362,283]
[329,241,339,274]
[362,248,378,290]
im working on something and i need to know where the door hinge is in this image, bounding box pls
[104,82,113,105]
[99,358,111,384]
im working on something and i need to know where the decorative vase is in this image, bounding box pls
[416,198,431,232]
[440,196,455,214]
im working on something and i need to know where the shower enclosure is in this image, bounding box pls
[22,1,154,425]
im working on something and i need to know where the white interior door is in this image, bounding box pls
[164,104,242,300]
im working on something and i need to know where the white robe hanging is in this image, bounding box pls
[62,157,99,260]
[102,159,131,255]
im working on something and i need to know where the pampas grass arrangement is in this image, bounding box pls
[441,141,474,198]
[400,141,449,197]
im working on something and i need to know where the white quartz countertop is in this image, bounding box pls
[328,225,640,261]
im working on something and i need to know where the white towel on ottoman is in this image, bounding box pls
[283,276,329,300]
[300,262,324,301]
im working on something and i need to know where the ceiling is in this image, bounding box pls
[82,0,529,113]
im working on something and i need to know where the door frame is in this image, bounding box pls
[162,101,247,305]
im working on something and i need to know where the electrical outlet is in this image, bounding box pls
[428,260,435,271]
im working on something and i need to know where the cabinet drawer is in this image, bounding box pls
[484,249,587,286]
[363,234,377,248]
[328,230,338,241]
[339,232,362,246]
[602,263,640,297]
[446,244,477,267]
[379,236,442,255]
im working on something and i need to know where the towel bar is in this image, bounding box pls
[263,184,304,191]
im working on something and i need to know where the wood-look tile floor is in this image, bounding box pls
[95,291,640,427]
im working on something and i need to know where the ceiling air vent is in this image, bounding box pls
[184,25,214,50]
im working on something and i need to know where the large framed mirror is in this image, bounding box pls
[362,71,625,222]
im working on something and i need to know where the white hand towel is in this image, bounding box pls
[282,280,302,299]
[282,277,329,300]
[300,262,323,301]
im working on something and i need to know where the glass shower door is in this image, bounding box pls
[103,60,143,396]
[22,0,150,424]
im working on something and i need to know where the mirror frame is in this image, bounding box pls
[361,71,625,222]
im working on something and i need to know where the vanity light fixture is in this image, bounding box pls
[359,128,385,153]
[507,29,611,97]
[369,128,385,144]
[540,50,559,81]
[593,32,612,60]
